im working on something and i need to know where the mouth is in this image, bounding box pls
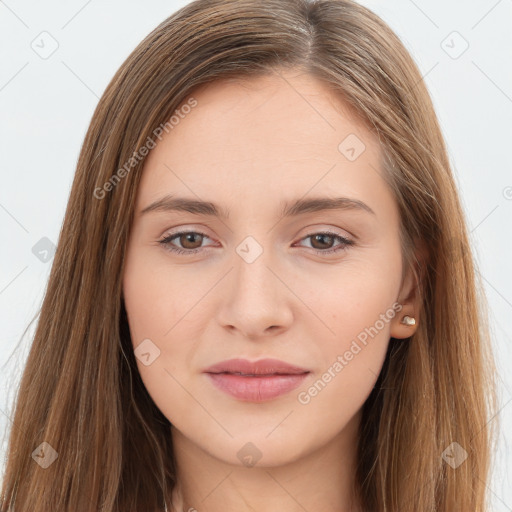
[203,358,310,402]
[204,357,310,375]
[205,372,310,402]
[212,371,304,376]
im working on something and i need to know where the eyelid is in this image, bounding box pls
[160,226,350,243]
[295,223,352,240]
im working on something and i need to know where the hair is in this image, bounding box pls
[0,0,498,510]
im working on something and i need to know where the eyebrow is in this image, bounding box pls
[140,194,375,219]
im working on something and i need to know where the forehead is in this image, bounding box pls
[136,70,395,225]
[174,70,375,154]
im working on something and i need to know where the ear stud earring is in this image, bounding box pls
[401,315,416,326]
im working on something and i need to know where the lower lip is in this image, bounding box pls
[205,372,309,402]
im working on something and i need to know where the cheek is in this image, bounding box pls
[292,257,400,407]
[289,287,397,452]
[122,248,199,343]
[294,255,400,348]
[122,249,206,412]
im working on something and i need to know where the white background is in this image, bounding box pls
[1,0,511,509]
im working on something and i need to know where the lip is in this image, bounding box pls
[203,358,310,402]
[204,357,310,376]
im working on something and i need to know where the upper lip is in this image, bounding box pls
[203,358,310,376]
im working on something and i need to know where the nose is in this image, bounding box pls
[215,246,294,340]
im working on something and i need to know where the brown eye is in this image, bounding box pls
[310,233,336,250]
[159,230,213,255]
[177,232,204,250]
[296,231,354,256]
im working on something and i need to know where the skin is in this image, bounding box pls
[122,68,420,512]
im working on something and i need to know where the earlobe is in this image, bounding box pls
[391,242,426,339]
[390,280,419,339]
[390,308,418,339]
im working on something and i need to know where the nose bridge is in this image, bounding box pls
[232,233,278,304]
[216,233,292,335]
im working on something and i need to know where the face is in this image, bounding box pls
[122,69,417,468]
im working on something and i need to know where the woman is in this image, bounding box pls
[0,0,498,510]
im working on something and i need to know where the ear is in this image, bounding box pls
[390,242,427,340]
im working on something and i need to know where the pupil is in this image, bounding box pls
[183,233,201,248]
[314,234,332,249]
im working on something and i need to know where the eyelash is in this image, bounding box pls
[158,230,354,256]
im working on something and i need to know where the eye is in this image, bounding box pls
[159,230,214,255]
[295,230,354,255]
[158,229,354,256]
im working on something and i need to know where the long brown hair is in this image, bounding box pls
[0,0,498,510]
